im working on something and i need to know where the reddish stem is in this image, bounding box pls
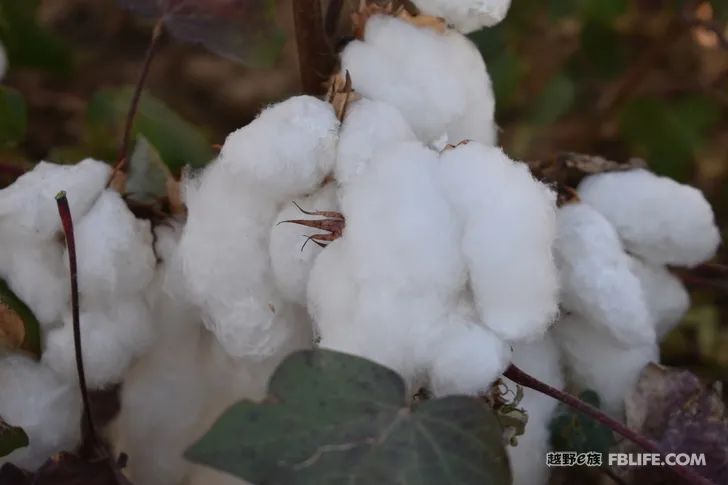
[292,0,336,95]
[504,364,716,485]
[56,191,99,457]
[109,18,164,184]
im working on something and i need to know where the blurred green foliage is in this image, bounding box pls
[0,86,26,147]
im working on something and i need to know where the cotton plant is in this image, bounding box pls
[0,0,724,484]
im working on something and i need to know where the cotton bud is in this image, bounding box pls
[341,15,495,146]
[43,300,154,388]
[0,355,81,470]
[270,183,338,305]
[71,190,156,300]
[629,257,690,339]
[438,143,559,342]
[506,335,564,485]
[412,0,512,33]
[578,169,720,267]
[554,314,658,418]
[555,203,655,346]
[335,98,416,186]
[0,159,110,240]
[429,296,511,396]
[218,95,339,201]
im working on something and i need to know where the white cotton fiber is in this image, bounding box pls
[412,0,512,33]
[0,159,110,240]
[219,95,339,201]
[43,300,154,388]
[71,190,156,301]
[269,183,338,305]
[335,98,417,186]
[438,143,559,342]
[629,257,690,339]
[313,142,465,386]
[578,169,720,267]
[506,334,564,485]
[555,203,655,346]
[341,15,495,146]
[0,239,68,328]
[429,295,511,396]
[0,354,81,470]
[554,314,659,418]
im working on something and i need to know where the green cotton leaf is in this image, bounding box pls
[619,95,721,180]
[86,87,213,171]
[0,86,27,147]
[117,0,285,68]
[186,349,511,485]
[0,417,29,458]
[126,135,173,203]
[0,0,72,74]
[579,0,628,23]
[0,278,41,359]
[549,390,615,456]
[529,74,576,125]
[578,20,628,79]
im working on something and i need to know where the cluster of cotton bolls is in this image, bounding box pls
[553,169,720,418]
[0,160,157,468]
[0,1,722,485]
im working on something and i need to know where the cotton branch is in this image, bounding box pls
[292,0,336,95]
[108,18,165,185]
[504,364,716,485]
[56,191,99,457]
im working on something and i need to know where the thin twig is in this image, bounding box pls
[56,191,99,457]
[108,18,164,186]
[503,364,716,485]
[292,0,336,95]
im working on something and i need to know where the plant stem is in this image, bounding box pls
[56,191,99,457]
[292,0,336,95]
[503,364,716,485]
[108,18,164,185]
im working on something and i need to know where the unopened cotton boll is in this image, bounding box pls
[71,190,156,300]
[0,159,110,240]
[335,98,417,186]
[218,95,339,201]
[554,314,658,418]
[438,143,559,342]
[43,300,154,388]
[412,0,511,33]
[506,335,564,485]
[0,355,81,470]
[269,183,338,305]
[629,257,690,339]
[429,295,511,396]
[578,169,720,267]
[555,203,655,346]
[341,15,495,146]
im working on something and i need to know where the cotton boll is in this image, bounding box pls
[578,169,720,267]
[412,0,512,33]
[43,300,154,388]
[269,183,338,305]
[506,335,564,485]
[629,257,690,340]
[341,15,495,146]
[219,95,339,201]
[1,239,68,327]
[554,314,658,418]
[438,143,559,342]
[335,98,417,186]
[114,323,208,485]
[555,203,655,346]
[71,190,156,301]
[0,354,81,470]
[429,295,511,396]
[0,159,110,240]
